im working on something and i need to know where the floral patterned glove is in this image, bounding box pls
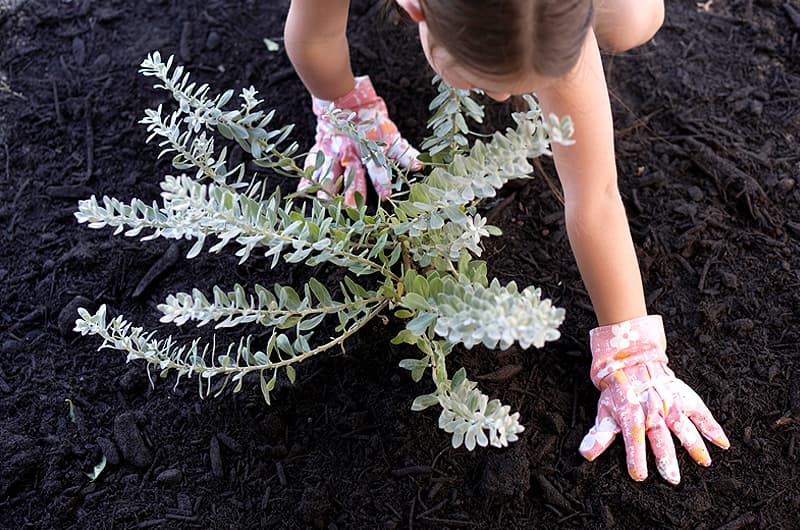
[579,315,730,484]
[298,76,422,207]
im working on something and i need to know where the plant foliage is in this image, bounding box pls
[74,52,574,449]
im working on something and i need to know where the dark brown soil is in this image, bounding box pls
[2,0,799,528]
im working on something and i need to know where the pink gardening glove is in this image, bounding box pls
[298,76,422,207]
[579,315,730,484]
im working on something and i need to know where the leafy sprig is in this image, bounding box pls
[421,76,485,161]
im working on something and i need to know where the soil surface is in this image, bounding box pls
[2,0,799,528]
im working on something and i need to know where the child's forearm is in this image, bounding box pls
[564,190,647,325]
[538,29,647,326]
[284,0,355,100]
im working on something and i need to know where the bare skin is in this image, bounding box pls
[284,0,355,100]
[284,0,665,327]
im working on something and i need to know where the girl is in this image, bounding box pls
[283,0,730,485]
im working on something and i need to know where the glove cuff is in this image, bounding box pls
[589,315,668,389]
[311,76,381,116]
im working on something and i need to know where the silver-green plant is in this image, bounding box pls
[74,52,574,450]
[420,75,485,162]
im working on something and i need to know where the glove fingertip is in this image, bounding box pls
[399,149,422,171]
[377,187,392,201]
[628,466,648,482]
[688,445,712,467]
[579,431,613,462]
[656,457,682,484]
[386,142,422,173]
[297,178,313,192]
[696,417,730,450]
[712,429,731,450]
[579,447,600,462]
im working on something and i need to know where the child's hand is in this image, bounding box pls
[579,316,730,484]
[298,76,422,207]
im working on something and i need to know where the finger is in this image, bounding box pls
[385,136,423,172]
[665,407,711,467]
[301,145,342,198]
[647,413,681,484]
[675,380,731,450]
[365,158,393,200]
[363,113,422,172]
[618,404,648,481]
[579,397,620,462]
[340,145,367,208]
[612,369,648,481]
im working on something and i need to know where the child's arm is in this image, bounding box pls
[284,0,355,100]
[536,29,645,327]
[284,0,421,206]
[537,30,729,484]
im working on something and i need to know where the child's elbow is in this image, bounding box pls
[597,0,665,53]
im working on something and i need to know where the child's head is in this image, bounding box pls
[395,0,594,100]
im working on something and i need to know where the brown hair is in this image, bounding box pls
[402,0,594,79]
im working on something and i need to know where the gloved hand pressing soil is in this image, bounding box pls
[579,315,730,484]
[298,75,422,207]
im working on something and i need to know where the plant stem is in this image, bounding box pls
[177,295,389,324]
[101,300,391,377]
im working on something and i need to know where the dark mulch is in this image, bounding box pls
[1,0,799,528]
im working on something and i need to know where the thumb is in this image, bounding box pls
[340,142,367,207]
[385,136,423,172]
[579,405,619,461]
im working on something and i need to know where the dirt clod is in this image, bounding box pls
[113,413,152,468]
[132,243,181,299]
[155,469,183,484]
[478,443,530,502]
[209,436,223,478]
[58,295,93,337]
[96,436,121,466]
[298,484,331,529]
[0,429,39,498]
[534,474,572,512]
